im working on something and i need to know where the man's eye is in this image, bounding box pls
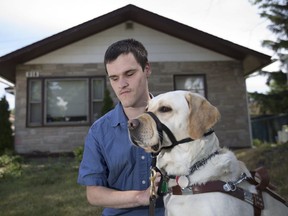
[159,106,172,113]
[127,71,134,76]
[109,77,118,81]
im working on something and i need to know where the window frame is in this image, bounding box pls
[26,76,106,127]
[173,74,207,98]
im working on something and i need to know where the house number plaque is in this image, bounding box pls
[26,71,39,77]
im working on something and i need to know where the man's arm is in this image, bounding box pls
[86,185,151,208]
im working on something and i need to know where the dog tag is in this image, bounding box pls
[177,176,189,188]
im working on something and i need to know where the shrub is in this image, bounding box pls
[101,88,114,116]
[0,96,13,155]
[73,146,84,163]
[0,154,22,179]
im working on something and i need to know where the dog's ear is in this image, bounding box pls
[185,92,220,139]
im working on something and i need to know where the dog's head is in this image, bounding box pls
[128,90,220,153]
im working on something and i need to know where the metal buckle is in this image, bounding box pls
[223,182,237,191]
[150,168,157,198]
[244,191,254,205]
[223,173,247,192]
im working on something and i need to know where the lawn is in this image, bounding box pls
[0,142,287,216]
[235,142,288,200]
[0,157,102,216]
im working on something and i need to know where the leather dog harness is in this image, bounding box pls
[169,167,288,216]
[145,111,288,216]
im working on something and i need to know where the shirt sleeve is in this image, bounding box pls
[77,126,108,186]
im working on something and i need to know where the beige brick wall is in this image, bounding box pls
[149,61,251,148]
[14,60,250,153]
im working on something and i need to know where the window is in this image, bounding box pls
[92,78,105,121]
[27,77,106,126]
[28,79,42,126]
[174,75,206,97]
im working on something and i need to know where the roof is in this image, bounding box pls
[0,4,272,83]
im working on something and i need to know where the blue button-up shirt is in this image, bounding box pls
[78,102,164,216]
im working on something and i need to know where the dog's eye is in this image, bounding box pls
[159,106,172,113]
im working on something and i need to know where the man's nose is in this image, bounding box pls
[119,77,128,88]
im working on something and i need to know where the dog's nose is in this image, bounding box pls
[128,119,140,130]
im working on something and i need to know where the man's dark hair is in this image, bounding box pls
[104,39,148,72]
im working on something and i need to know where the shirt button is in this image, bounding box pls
[141,155,145,160]
[142,180,146,184]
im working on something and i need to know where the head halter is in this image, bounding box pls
[146,111,214,153]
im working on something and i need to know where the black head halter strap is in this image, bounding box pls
[146,111,214,152]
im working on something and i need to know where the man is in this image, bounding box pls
[78,39,165,216]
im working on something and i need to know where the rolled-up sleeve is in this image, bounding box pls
[77,126,108,186]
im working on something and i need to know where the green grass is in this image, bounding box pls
[0,143,287,216]
[234,142,288,200]
[0,157,102,216]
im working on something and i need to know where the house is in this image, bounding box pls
[0,4,271,154]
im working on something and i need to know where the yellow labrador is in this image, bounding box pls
[128,90,288,216]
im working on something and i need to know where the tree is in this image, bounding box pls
[0,96,13,154]
[248,0,288,114]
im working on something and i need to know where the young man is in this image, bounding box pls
[78,39,165,216]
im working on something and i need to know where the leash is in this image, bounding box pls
[149,168,157,216]
[149,153,158,216]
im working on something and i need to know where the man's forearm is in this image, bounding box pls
[86,185,150,208]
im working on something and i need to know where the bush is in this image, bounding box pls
[73,146,84,163]
[0,96,13,155]
[0,154,22,179]
[101,88,114,116]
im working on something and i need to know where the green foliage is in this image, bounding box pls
[73,145,84,163]
[252,139,263,147]
[248,0,288,115]
[235,142,288,200]
[101,88,114,116]
[249,70,288,114]
[0,154,22,179]
[250,0,288,63]
[0,96,13,155]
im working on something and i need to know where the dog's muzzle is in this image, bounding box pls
[129,112,198,153]
[128,117,160,151]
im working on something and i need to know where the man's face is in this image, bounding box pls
[106,53,151,108]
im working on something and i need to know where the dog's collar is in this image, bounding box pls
[146,111,214,153]
[189,150,219,175]
[167,150,220,182]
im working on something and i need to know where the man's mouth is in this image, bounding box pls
[120,90,131,95]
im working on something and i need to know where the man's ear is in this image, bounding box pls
[185,92,220,139]
[144,63,152,78]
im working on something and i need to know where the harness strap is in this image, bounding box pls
[146,111,214,151]
[249,167,288,207]
[171,181,264,216]
[149,154,161,216]
[149,196,156,216]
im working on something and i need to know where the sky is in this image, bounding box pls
[0,0,279,109]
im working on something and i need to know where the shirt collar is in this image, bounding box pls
[111,103,127,127]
